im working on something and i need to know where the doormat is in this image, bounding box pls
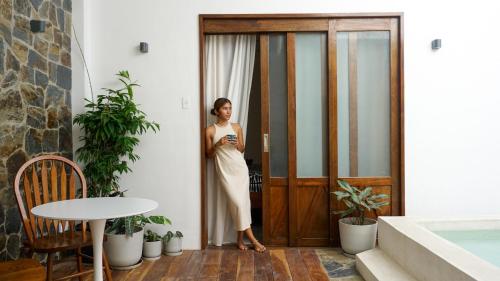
[315,248,364,281]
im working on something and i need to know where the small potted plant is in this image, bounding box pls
[104,215,170,269]
[334,180,389,257]
[143,230,163,260]
[163,230,183,256]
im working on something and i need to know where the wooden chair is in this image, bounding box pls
[13,155,113,281]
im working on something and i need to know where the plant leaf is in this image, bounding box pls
[148,215,172,225]
[334,191,350,200]
[358,187,372,200]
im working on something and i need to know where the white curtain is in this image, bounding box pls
[205,34,256,246]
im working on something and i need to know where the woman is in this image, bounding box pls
[205,98,266,252]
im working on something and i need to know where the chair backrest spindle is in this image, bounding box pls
[31,166,44,238]
[60,163,68,236]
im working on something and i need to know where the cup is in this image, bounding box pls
[226,134,237,142]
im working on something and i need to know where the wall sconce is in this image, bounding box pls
[139,42,149,53]
[30,20,46,33]
[431,39,441,50]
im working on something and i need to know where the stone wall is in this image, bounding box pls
[0,0,72,260]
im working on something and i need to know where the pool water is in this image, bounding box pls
[433,229,500,268]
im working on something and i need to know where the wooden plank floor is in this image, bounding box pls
[53,248,332,281]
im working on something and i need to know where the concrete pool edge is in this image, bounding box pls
[356,216,500,281]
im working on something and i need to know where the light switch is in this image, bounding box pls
[182,97,191,109]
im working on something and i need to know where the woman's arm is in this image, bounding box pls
[234,124,245,153]
[206,126,230,158]
[205,126,217,158]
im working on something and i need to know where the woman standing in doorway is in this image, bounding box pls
[205,98,266,252]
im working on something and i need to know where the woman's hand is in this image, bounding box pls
[229,136,238,147]
[215,136,230,147]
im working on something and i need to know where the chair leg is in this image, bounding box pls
[27,248,34,258]
[46,253,54,281]
[76,247,84,281]
[103,251,113,281]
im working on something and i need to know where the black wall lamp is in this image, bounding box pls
[431,39,441,50]
[139,42,149,53]
[30,20,46,33]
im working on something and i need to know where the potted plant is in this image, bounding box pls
[104,215,170,269]
[334,180,389,257]
[73,70,160,197]
[74,71,160,264]
[163,230,183,256]
[143,230,163,260]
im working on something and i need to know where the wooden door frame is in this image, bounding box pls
[199,13,405,249]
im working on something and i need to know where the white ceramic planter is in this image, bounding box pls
[164,237,183,256]
[143,240,162,259]
[104,228,144,268]
[339,217,378,256]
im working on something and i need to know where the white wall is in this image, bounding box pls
[72,0,500,249]
[71,0,93,159]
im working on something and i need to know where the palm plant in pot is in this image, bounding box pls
[334,180,389,257]
[74,70,160,267]
[163,230,183,256]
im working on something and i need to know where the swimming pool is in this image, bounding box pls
[360,217,500,281]
[433,229,500,268]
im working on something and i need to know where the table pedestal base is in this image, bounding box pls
[89,219,106,281]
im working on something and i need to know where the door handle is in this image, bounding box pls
[263,133,269,152]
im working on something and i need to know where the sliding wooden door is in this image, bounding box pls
[259,18,401,247]
[261,33,290,245]
[290,32,330,246]
[329,18,402,245]
[261,31,330,246]
[199,14,404,248]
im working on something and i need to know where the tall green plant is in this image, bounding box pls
[73,71,159,197]
[334,180,389,225]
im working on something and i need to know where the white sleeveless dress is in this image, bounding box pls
[213,122,252,231]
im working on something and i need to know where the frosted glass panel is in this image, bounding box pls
[295,33,328,178]
[337,31,391,177]
[269,34,288,177]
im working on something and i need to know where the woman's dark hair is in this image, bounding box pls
[210,98,231,116]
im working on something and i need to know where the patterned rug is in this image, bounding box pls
[316,248,364,281]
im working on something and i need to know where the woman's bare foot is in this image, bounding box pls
[237,242,248,251]
[252,241,266,253]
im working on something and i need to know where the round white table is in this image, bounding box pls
[31,197,158,281]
